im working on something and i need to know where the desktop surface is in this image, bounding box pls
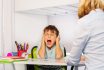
[13,58,67,66]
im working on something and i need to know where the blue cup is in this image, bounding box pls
[12,52,18,56]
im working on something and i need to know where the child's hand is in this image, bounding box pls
[42,34,45,42]
[41,34,46,46]
[56,35,60,43]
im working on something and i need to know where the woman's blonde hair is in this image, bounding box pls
[78,0,104,18]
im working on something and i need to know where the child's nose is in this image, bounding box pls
[48,35,51,38]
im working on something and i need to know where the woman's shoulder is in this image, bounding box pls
[78,9,104,30]
[78,9,104,24]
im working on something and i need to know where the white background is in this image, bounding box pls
[15,0,79,11]
[15,13,48,52]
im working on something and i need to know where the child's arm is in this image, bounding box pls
[38,35,46,59]
[55,36,63,59]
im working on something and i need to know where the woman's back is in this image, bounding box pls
[79,9,104,70]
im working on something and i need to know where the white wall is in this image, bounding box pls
[0,0,15,70]
[15,0,79,11]
[2,0,14,56]
[15,13,48,53]
[0,0,4,70]
[0,0,2,56]
[48,14,78,53]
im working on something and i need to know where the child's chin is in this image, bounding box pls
[47,45,53,48]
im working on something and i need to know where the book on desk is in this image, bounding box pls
[0,56,27,63]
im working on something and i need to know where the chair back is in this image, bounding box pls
[27,46,38,70]
[31,46,38,58]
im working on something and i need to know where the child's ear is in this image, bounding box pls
[56,35,60,40]
[57,35,60,37]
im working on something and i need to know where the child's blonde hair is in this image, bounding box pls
[78,0,104,18]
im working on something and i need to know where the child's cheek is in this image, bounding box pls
[53,39,56,43]
[45,39,47,43]
[44,36,47,40]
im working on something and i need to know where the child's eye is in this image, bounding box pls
[51,34,54,36]
[45,34,48,36]
[45,33,49,36]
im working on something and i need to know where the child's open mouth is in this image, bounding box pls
[47,40,52,45]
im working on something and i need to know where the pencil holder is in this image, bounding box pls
[18,50,26,57]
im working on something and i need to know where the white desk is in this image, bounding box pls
[13,59,85,70]
[14,59,66,66]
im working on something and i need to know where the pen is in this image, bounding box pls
[15,41,19,51]
[24,43,26,51]
[26,43,29,52]
[20,44,24,50]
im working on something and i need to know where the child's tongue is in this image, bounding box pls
[47,40,51,45]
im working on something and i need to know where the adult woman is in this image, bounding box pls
[66,0,104,70]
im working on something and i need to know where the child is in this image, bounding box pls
[38,25,64,59]
[38,25,65,70]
